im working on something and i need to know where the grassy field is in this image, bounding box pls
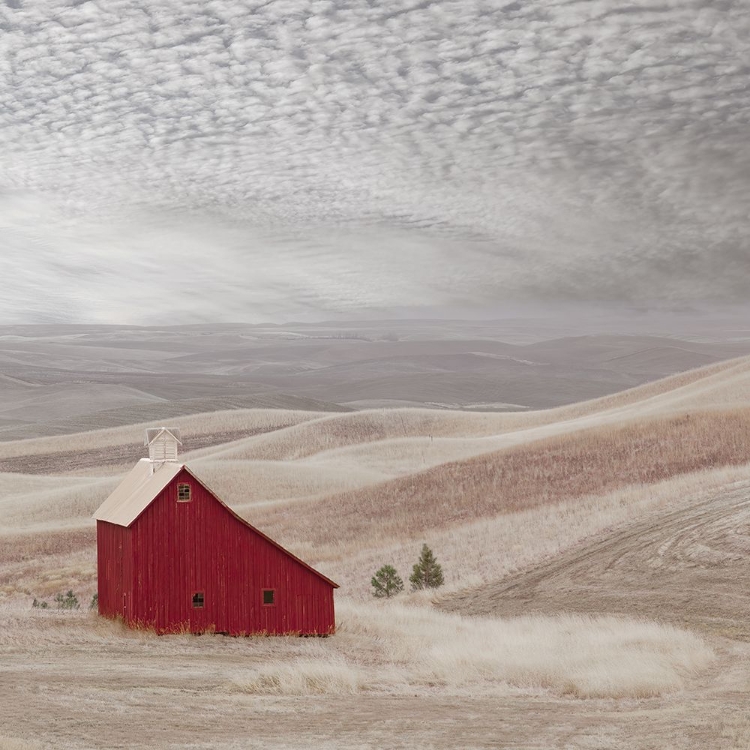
[3,357,750,747]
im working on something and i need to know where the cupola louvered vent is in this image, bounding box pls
[145,427,182,463]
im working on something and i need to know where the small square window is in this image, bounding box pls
[192,592,204,608]
[262,589,275,606]
[177,484,191,502]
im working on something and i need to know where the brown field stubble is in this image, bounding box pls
[256,408,750,545]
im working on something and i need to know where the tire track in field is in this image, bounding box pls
[441,480,750,640]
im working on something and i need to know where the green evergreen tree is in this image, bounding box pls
[371,564,404,598]
[409,544,444,590]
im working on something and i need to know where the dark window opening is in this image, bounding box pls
[178,484,191,502]
[192,592,204,608]
[263,589,275,606]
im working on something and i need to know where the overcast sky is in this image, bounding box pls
[0,0,748,323]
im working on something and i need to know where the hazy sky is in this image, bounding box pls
[1,0,748,323]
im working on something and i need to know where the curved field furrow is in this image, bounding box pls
[441,480,750,640]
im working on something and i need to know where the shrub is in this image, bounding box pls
[90,593,98,611]
[55,590,80,610]
[371,565,404,598]
[31,598,48,609]
[409,544,444,590]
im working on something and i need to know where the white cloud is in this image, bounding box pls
[0,0,748,322]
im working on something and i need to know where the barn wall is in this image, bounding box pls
[96,520,133,622]
[128,470,335,635]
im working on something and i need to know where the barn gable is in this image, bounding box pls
[94,461,338,589]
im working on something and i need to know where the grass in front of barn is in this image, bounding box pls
[231,601,714,699]
[0,597,713,700]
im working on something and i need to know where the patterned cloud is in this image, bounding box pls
[0,0,748,322]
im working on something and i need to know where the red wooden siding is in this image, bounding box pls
[97,521,133,621]
[97,468,336,636]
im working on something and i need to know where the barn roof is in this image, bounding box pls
[93,459,182,527]
[93,459,339,589]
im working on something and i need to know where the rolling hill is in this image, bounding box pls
[3,352,750,748]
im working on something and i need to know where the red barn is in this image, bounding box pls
[93,428,337,635]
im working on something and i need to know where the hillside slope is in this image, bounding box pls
[2,355,750,600]
[4,354,750,750]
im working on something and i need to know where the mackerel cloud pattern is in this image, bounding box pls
[0,1,747,321]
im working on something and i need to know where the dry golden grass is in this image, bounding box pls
[550,354,750,417]
[0,598,713,701]
[0,738,42,750]
[160,356,750,503]
[304,465,750,598]
[709,715,750,748]
[230,600,714,699]
[0,475,117,531]
[196,409,516,462]
[254,408,750,548]
[0,408,321,461]
[185,355,750,466]
[0,528,95,570]
[0,353,745,479]
[190,458,389,506]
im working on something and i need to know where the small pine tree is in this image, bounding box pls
[90,593,98,611]
[409,544,444,591]
[371,565,404,598]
